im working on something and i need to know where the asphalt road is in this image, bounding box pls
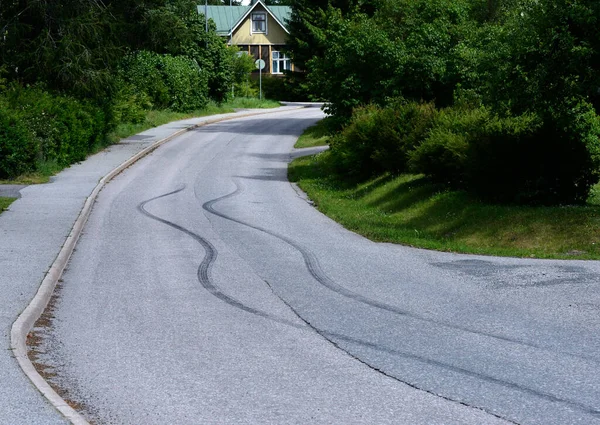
[42,108,600,424]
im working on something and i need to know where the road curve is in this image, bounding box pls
[41,108,600,424]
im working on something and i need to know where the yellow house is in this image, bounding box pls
[200,0,293,74]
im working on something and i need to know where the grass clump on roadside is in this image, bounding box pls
[288,151,600,260]
[0,197,16,214]
[294,117,334,149]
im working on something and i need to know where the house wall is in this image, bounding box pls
[231,4,288,45]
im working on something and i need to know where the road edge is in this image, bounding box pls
[10,106,304,425]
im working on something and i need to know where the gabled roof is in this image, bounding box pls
[198,1,291,37]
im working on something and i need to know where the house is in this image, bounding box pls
[199,0,293,75]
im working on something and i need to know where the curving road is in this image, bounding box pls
[42,108,600,424]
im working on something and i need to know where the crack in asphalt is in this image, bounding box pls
[137,184,600,422]
[198,179,600,420]
[201,179,599,363]
[139,186,518,423]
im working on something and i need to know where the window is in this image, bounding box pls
[252,12,266,33]
[272,51,291,74]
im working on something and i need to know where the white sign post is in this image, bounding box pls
[255,59,265,100]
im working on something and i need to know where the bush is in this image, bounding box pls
[161,55,209,111]
[2,84,109,173]
[411,101,600,205]
[409,106,492,185]
[259,75,286,101]
[330,101,437,178]
[468,101,600,205]
[119,51,209,112]
[110,83,152,125]
[0,106,38,178]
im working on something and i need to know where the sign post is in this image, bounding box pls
[255,59,265,100]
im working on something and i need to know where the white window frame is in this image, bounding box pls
[271,51,291,74]
[251,12,267,34]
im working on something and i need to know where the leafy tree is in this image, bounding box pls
[306,8,400,118]
[0,0,120,96]
[286,0,379,72]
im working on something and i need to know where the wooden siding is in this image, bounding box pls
[231,4,288,45]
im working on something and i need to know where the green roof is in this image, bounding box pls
[197,2,291,36]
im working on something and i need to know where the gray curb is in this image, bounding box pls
[10,106,303,425]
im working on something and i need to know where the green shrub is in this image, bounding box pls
[330,101,437,178]
[411,100,600,205]
[409,106,491,185]
[259,75,286,101]
[110,83,152,125]
[120,51,169,109]
[2,84,108,171]
[0,107,38,178]
[468,101,600,205]
[160,55,209,111]
[119,51,209,112]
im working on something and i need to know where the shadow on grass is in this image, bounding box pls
[290,151,600,258]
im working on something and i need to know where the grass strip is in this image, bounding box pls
[107,98,280,144]
[294,118,331,149]
[288,151,600,260]
[0,197,17,214]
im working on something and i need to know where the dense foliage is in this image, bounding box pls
[289,0,600,205]
[0,0,247,179]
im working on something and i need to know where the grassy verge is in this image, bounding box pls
[0,197,16,214]
[2,98,280,185]
[288,151,600,260]
[108,98,280,144]
[294,117,332,148]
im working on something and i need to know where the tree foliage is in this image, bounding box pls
[294,0,600,204]
[0,0,252,179]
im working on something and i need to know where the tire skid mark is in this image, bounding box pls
[200,179,600,419]
[137,185,304,330]
[201,179,591,357]
[140,186,516,423]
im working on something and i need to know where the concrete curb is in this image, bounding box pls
[10,106,303,425]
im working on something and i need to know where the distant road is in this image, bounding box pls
[45,107,600,424]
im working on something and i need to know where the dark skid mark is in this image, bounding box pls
[199,179,600,418]
[137,185,303,330]
[201,180,599,363]
[139,186,517,422]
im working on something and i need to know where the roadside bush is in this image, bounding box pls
[119,51,209,112]
[411,100,600,205]
[251,73,314,102]
[2,84,108,170]
[468,101,600,205]
[0,107,38,178]
[409,106,492,185]
[330,101,437,178]
[120,52,169,109]
[259,75,286,101]
[161,55,209,111]
[110,82,152,125]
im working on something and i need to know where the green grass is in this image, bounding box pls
[294,117,332,148]
[288,151,600,260]
[108,98,280,143]
[2,97,280,185]
[227,97,281,109]
[0,197,16,214]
